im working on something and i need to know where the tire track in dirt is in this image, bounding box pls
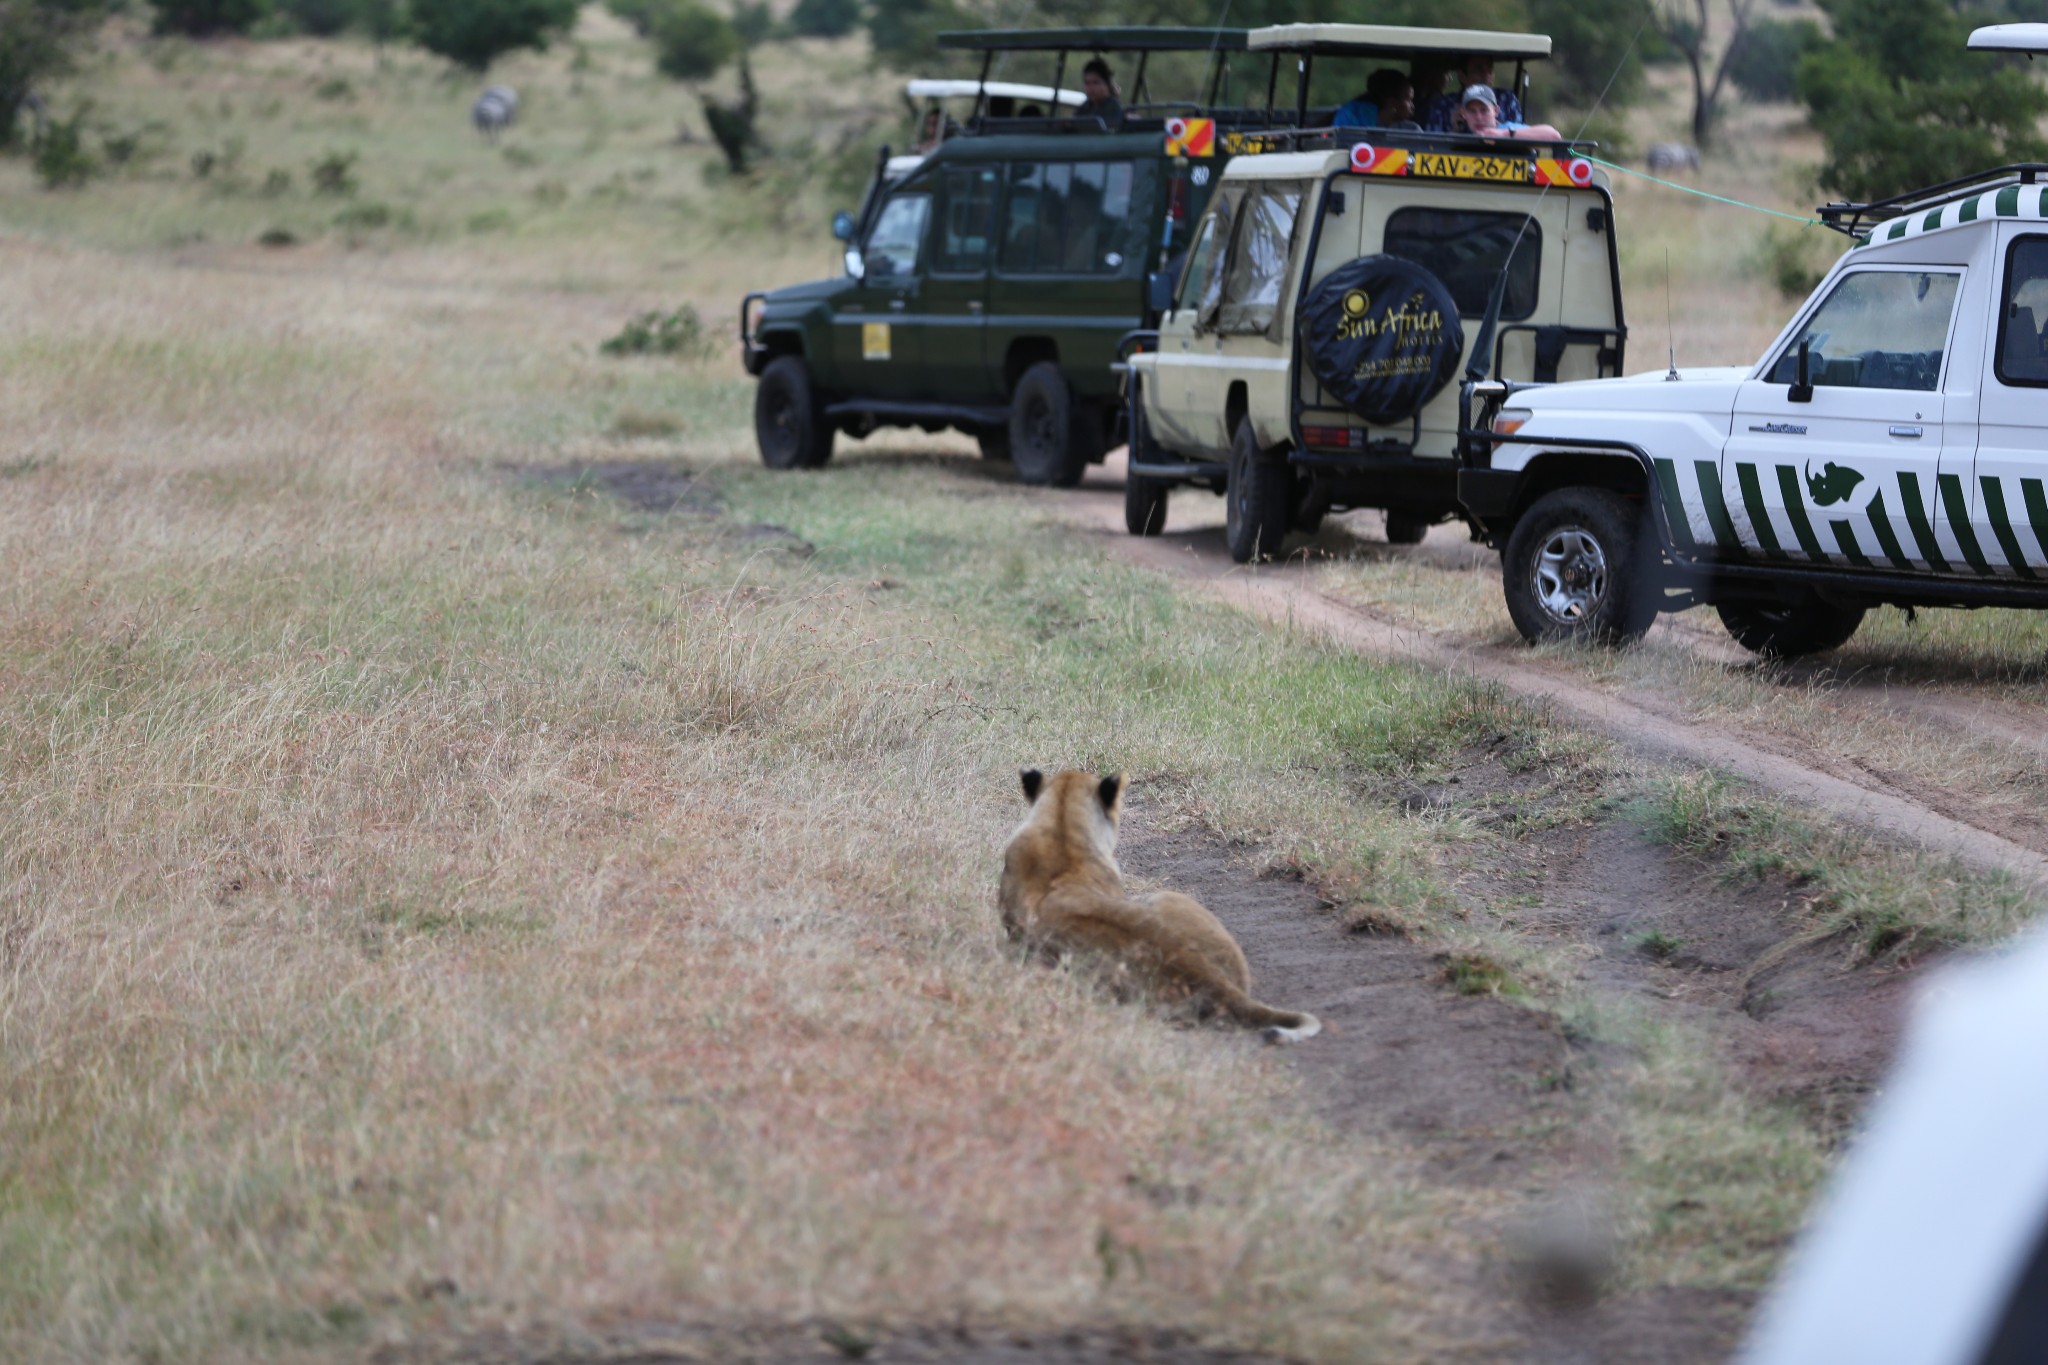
[1058,466,2048,892]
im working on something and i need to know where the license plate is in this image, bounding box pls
[1407,152,1531,183]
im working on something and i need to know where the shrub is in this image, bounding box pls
[789,0,859,39]
[650,0,738,82]
[1,0,106,146]
[309,149,359,195]
[33,108,94,188]
[732,0,771,43]
[410,0,579,70]
[604,0,656,35]
[599,305,713,358]
[257,226,298,246]
[277,0,355,34]
[333,201,394,228]
[153,0,271,35]
[1728,17,1822,103]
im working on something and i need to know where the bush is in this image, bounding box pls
[153,0,271,35]
[277,0,355,34]
[0,0,104,148]
[410,0,579,70]
[732,0,771,43]
[1728,18,1822,103]
[308,148,358,195]
[604,0,656,34]
[33,108,94,188]
[651,0,739,81]
[789,0,858,38]
[1751,223,1842,299]
[599,305,713,358]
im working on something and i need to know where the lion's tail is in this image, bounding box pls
[1214,981,1322,1044]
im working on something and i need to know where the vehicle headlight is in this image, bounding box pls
[1492,407,1533,439]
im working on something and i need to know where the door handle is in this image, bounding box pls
[1889,425,1924,438]
[889,299,907,312]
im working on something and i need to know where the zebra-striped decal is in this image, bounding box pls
[1647,460,2048,578]
[1863,182,2048,246]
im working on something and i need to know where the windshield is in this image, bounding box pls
[864,193,931,280]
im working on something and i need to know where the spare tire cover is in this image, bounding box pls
[1298,255,1465,425]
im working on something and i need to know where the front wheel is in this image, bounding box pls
[1009,362,1086,487]
[754,355,834,470]
[1717,596,1865,658]
[1224,421,1293,563]
[1502,487,1657,645]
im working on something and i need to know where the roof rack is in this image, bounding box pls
[1249,123,1596,163]
[1816,163,2048,237]
[936,26,1248,53]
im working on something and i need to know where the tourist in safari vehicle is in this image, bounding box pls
[1122,23,1625,562]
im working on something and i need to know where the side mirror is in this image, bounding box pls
[1146,270,1176,314]
[844,248,865,280]
[831,209,856,242]
[1789,338,1814,403]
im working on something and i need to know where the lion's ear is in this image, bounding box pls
[1097,772,1125,814]
[1020,768,1044,803]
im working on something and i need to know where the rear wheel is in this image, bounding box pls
[1224,421,1293,563]
[1502,487,1657,645]
[1009,362,1086,487]
[1385,511,1431,545]
[754,356,834,470]
[1717,596,1866,658]
[1124,379,1170,536]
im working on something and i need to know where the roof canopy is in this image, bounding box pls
[936,27,1249,53]
[1247,23,1551,60]
[903,78,1086,106]
[1968,22,2048,54]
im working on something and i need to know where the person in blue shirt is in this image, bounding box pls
[1333,68,1416,129]
[1424,54,1522,132]
[1459,84,1560,141]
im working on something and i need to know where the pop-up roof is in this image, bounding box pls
[1968,22,2048,53]
[1246,23,1552,61]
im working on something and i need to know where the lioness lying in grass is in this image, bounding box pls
[998,768,1322,1043]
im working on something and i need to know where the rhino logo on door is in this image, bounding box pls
[1805,461,1865,508]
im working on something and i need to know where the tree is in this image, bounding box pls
[410,0,579,70]
[1652,0,1761,147]
[789,0,859,39]
[650,0,738,81]
[1798,0,2048,200]
[1727,17,1821,103]
[152,0,271,36]
[0,0,101,147]
[1527,0,1648,112]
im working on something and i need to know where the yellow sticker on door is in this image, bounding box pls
[862,322,891,361]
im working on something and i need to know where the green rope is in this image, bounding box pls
[1582,153,1821,227]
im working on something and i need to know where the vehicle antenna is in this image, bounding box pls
[1665,248,1680,382]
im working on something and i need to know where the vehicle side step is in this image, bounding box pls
[825,400,1010,428]
[1129,458,1228,481]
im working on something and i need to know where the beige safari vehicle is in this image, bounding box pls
[1123,23,1627,561]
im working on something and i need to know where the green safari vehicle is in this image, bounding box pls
[739,26,1264,485]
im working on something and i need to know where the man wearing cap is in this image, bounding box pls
[1424,54,1522,133]
[1458,83,1561,141]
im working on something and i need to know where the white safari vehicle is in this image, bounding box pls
[1124,23,1628,562]
[1464,24,2048,657]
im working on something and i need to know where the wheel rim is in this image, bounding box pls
[1021,393,1059,460]
[1531,525,1609,625]
[762,383,797,457]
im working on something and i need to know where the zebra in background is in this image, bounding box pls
[472,85,518,140]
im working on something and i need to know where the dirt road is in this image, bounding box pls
[1064,458,2048,893]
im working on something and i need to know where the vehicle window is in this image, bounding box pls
[999,163,1043,272]
[1175,210,1225,315]
[936,167,999,271]
[1998,235,2048,387]
[1382,208,1541,321]
[1767,269,1961,391]
[999,160,1139,274]
[864,193,930,280]
[1215,185,1301,335]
